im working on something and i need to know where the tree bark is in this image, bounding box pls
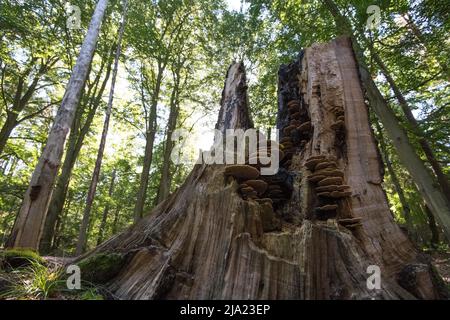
[97,169,116,245]
[53,192,74,251]
[77,46,446,299]
[6,0,109,250]
[76,0,127,255]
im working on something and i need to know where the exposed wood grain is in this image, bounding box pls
[79,39,445,300]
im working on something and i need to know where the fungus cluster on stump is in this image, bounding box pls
[279,99,313,169]
[224,139,295,231]
[305,155,354,222]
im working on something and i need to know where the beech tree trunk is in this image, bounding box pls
[40,52,114,254]
[78,40,446,300]
[370,50,450,203]
[76,0,127,255]
[375,122,413,234]
[6,0,109,250]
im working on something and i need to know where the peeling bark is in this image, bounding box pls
[79,41,445,300]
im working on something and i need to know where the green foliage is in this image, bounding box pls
[0,254,107,300]
[0,259,64,299]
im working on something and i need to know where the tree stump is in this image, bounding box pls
[78,38,446,300]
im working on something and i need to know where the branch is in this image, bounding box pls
[17,99,61,124]
[0,62,8,108]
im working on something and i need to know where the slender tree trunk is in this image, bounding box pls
[97,169,116,245]
[112,205,122,235]
[40,50,114,253]
[53,196,73,251]
[424,205,440,248]
[76,0,127,255]
[322,0,450,243]
[0,113,17,155]
[133,65,163,222]
[38,118,80,253]
[6,0,109,250]
[375,122,413,233]
[52,193,72,251]
[370,50,450,203]
[156,73,181,204]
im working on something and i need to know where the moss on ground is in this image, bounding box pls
[78,252,125,284]
[0,248,45,270]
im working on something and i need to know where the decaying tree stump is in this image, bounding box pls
[79,38,447,300]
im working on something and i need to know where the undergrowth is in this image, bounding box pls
[0,249,106,300]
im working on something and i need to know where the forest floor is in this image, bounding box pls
[1,249,450,299]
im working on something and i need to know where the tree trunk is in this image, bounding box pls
[76,0,127,255]
[52,193,71,250]
[322,0,450,243]
[40,52,114,253]
[355,44,450,242]
[155,73,181,204]
[133,65,163,222]
[6,0,109,250]
[111,205,122,235]
[370,50,450,203]
[97,170,116,246]
[0,113,17,155]
[53,193,74,251]
[424,205,440,248]
[375,122,413,234]
[77,42,447,300]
